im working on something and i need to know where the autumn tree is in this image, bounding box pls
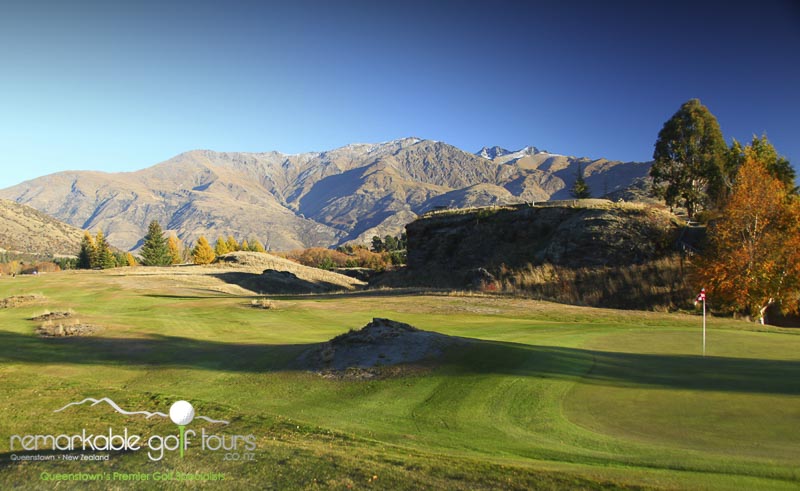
[570,162,591,199]
[125,252,137,267]
[226,235,239,252]
[140,220,172,266]
[726,134,796,195]
[240,239,249,252]
[167,235,182,265]
[650,99,727,217]
[192,236,216,265]
[250,239,266,253]
[695,152,800,324]
[95,230,116,269]
[214,237,229,256]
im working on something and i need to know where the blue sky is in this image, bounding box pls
[0,0,798,188]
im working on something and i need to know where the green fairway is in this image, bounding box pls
[0,269,798,490]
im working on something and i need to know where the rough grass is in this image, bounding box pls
[0,270,798,490]
[497,255,693,311]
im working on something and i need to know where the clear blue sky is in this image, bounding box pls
[1,0,798,189]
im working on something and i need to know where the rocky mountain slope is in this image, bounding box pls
[0,199,86,256]
[0,138,651,251]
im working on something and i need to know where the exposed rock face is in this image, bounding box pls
[405,201,680,283]
[0,138,651,251]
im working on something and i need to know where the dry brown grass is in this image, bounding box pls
[497,255,694,311]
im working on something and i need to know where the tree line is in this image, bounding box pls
[73,221,272,268]
[73,221,407,271]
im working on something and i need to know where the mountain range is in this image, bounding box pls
[0,138,651,252]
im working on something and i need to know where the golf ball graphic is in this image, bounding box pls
[169,400,195,426]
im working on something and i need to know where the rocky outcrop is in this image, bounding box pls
[405,200,680,283]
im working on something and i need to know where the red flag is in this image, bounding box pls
[696,288,706,302]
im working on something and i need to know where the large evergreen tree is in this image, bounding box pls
[140,220,172,266]
[77,232,96,269]
[650,99,727,218]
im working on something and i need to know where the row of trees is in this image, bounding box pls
[651,99,798,323]
[78,231,136,269]
[75,221,408,271]
[73,221,272,269]
[139,221,268,266]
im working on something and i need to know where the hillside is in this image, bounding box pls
[0,138,652,251]
[405,200,680,281]
[0,199,86,256]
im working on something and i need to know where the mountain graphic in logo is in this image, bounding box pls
[54,397,229,425]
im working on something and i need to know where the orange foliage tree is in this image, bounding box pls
[696,152,800,323]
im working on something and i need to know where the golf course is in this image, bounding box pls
[0,267,798,490]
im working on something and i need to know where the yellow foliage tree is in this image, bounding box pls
[226,235,239,252]
[192,236,216,265]
[696,153,800,323]
[251,239,266,253]
[214,237,229,256]
[167,235,182,265]
[240,239,249,251]
[125,252,137,267]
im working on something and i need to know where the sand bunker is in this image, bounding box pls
[300,318,467,379]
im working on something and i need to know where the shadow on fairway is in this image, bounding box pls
[211,271,347,295]
[0,331,798,395]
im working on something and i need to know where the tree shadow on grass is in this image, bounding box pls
[211,271,349,295]
[0,330,798,395]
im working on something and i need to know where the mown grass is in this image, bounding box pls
[0,270,798,490]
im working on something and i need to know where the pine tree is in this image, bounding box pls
[240,239,249,252]
[214,237,230,256]
[650,99,727,217]
[226,235,239,252]
[140,220,172,266]
[167,235,182,265]
[192,236,216,265]
[95,230,116,269]
[77,232,96,269]
[112,251,128,268]
[570,163,591,199]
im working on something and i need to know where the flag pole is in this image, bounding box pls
[702,295,706,357]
